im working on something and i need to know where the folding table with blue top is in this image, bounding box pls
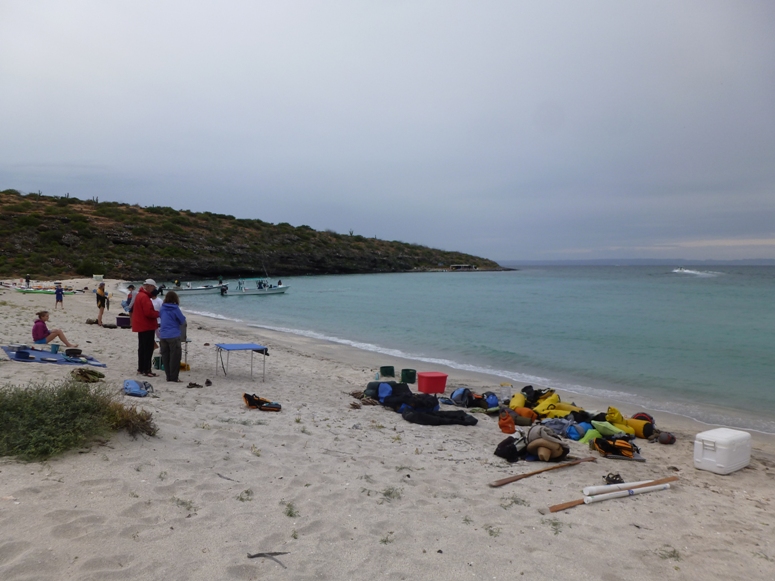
[214,343,269,381]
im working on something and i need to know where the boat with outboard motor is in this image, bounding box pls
[227,278,289,296]
[168,283,228,296]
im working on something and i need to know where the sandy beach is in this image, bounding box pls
[1,278,774,580]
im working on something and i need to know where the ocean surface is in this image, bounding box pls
[179,266,775,434]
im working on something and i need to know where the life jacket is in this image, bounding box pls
[593,437,639,459]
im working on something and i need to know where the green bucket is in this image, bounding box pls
[379,366,395,378]
[401,369,417,384]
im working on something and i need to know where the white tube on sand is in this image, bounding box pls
[583,483,671,504]
[583,480,653,496]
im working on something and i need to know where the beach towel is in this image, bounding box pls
[1,346,106,367]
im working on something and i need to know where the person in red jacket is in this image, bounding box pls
[132,279,160,377]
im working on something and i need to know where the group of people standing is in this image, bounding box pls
[127,279,187,382]
[29,278,187,383]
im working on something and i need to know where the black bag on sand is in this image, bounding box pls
[494,434,527,463]
[364,380,394,399]
[382,383,413,409]
[402,409,478,426]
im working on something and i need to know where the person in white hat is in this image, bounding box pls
[131,279,160,376]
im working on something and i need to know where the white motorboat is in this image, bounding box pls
[168,284,228,296]
[228,278,289,296]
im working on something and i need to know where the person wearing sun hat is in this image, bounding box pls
[131,279,161,377]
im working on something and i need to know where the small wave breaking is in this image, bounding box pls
[672,268,723,277]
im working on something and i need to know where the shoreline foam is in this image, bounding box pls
[186,306,775,435]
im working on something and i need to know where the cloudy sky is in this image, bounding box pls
[1,1,774,261]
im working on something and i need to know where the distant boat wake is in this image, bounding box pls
[672,268,722,277]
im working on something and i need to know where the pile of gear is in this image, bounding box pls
[494,384,676,463]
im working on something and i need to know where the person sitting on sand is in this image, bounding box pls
[32,311,78,348]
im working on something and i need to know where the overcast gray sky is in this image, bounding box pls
[2,1,774,261]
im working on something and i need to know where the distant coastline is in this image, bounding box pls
[497,258,775,267]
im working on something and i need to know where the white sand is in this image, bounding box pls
[1,278,773,580]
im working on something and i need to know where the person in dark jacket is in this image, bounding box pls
[159,291,187,382]
[95,282,107,326]
[131,279,160,377]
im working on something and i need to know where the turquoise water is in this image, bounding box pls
[180,266,775,433]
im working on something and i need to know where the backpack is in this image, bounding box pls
[123,379,153,397]
[494,431,528,463]
[450,387,475,407]
[521,385,553,407]
[482,391,500,409]
[365,380,394,399]
[593,437,639,459]
[631,412,655,425]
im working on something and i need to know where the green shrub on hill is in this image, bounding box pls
[0,188,501,279]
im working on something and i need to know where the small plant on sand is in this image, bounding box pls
[380,531,395,544]
[0,379,157,460]
[483,524,501,537]
[462,515,473,525]
[295,416,302,423]
[250,445,261,457]
[500,494,529,509]
[283,501,299,517]
[219,417,266,426]
[541,518,567,536]
[238,489,254,502]
[291,529,298,540]
[173,497,196,512]
[381,486,403,502]
[656,545,681,561]
[158,471,168,481]
[300,426,311,435]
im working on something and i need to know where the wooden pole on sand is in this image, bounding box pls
[488,456,597,488]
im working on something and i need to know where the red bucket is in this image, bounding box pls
[417,372,448,394]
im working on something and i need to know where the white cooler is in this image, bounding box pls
[694,428,751,475]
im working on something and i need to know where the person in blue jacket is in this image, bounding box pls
[159,291,187,382]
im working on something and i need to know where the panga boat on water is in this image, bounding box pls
[169,284,228,296]
[228,279,289,296]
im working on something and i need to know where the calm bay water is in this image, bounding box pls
[180,266,775,433]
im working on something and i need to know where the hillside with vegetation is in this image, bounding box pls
[0,189,501,280]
